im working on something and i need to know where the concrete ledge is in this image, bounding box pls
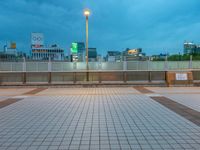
[0,82,167,87]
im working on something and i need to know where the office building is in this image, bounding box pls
[31,33,64,60]
[0,42,18,61]
[122,48,147,61]
[70,42,85,62]
[196,45,200,54]
[184,42,196,54]
[88,48,97,62]
[3,42,17,55]
[32,46,64,60]
[106,51,122,62]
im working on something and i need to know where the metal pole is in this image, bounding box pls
[86,16,89,81]
[86,16,89,68]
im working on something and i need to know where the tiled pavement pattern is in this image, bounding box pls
[146,87,200,112]
[134,87,200,127]
[0,88,47,109]
[151,96,200,126]
[0,96,12,102]
[145,87,200,94]
[0,88,35,96]
[162,94,200,112]
[0,98,23,109]
[0,88,200,150]
[36,87,140,96]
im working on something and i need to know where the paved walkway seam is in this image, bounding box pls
[151,96,200,126]
[23,88,47,95]
[0,98,23,108]
[133,86,200,127]
[133,87,154,94]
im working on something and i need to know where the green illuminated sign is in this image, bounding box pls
[71,43,78,54]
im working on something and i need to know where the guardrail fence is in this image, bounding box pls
[0,61,200,85]
[0,61,199,72]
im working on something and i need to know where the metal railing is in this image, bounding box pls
[0,60,199,72]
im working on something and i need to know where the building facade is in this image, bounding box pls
[122,48,146,61]
[70,42,85,62]
[32,46,64,60]
[88,48,97,62]
[184,42,196,54]
[106,51,122,62]
[31,33,64,60]
[0,42,18,61]
[196,46,200,54]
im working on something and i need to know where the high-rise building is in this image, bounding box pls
[196,45,200,54]
[122,48,146,61]
[70,42,85,62]
[106,51,122,62]
[88,48,97,62]
[184,42,196,54]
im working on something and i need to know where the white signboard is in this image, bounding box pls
[176,73,188,81]
[31,33,44,46]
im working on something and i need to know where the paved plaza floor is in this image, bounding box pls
[0,87,200,150]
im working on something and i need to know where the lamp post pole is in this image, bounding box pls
[84,9,90,81]
[86,15,89,71]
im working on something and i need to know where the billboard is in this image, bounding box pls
[71,43,78,54]
[31,33,44,46]
[128,48,142,55]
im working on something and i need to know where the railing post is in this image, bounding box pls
[23,57,26,72]
[73,72,76,84]
[149,71,152,82]
[98,60,102,83]
[99,72,102,83]
[148,57,151,71]
[123,57,127,71]
[123,57,127,83]
[11,63,13,72]
[48,57,52,72]
[36,62,39,72]
[98,61,102,71]
[73,62,77,70]
[123,71,127,83]
[164,56,168,71]
[189,55,193,69]
[22,72,26,84]
[22,57,26,84]
[48,57,52,84]
[165,71,168,86]
[48,72,51,84]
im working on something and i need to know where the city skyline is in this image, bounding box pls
[0,0,200,55]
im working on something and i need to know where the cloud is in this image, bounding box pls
[0,0,200,55]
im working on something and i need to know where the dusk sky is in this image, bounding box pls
[0,0,200,56]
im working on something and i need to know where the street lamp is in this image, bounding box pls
[84,9,90,81]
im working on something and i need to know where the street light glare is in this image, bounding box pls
[84,9,90,16]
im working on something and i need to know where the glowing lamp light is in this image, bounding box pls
[84,9,90,17]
